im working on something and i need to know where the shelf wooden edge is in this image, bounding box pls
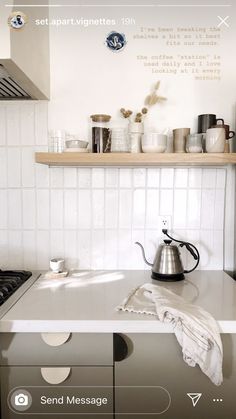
[35,152,236,167]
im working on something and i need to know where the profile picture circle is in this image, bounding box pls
[105,32,127,52]
[8,11,28,30]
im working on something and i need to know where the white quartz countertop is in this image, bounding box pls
[0,270,236,333]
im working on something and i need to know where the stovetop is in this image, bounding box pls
[0,270,32,306]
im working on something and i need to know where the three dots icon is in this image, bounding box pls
[213,399,223,402]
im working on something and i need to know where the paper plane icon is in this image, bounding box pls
[187,393,202,407]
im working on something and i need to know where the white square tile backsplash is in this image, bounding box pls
[0,148,7,187]
[78,189,91,229]
[187,190,201,229]
[0,107,6,145]
[147,168,160,188]
[6,104,20,145]
[22,190,36,229]
[8,190,22,230]
[0,190,7,229]
[50,190,64,229]
[105,189,119,229]
[0,102,227,270]
[160,168,174,188]
[22,148,35,187]
[23,230,36,270]
[7,148,21,187]
[146,189,159,229]
[119,168,132,188]
[9,231,23,267]
[173,190,187,229]
[119,189,133,229]
[64,190,77,229]
[64,168,77,188]
[37,189,50,229]
[189,168,202,188]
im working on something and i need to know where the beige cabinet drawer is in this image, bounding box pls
[1,366,113,419]
[0,333,113,366]
[115,334,236,419]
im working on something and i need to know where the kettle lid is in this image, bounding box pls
[163,239,172,245]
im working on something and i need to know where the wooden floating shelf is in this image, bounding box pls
[35,152,236,167]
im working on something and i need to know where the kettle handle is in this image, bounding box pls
[162,230,200,273]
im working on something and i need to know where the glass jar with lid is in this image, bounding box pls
[90,114,111,153]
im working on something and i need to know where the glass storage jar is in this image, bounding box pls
[111,127,130,152]
[48,129,66,153]
[90,114,111,153]
[186,133,203,153]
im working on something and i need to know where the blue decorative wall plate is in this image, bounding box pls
[105,32,127,52]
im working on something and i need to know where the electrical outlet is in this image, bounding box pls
[158,216,172,232]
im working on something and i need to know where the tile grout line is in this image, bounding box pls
[18,105,23,268]
[144,167,148,261]
[90,169,94,269]
[32,103,37,270]
[76,168,79,269]
[116,169,120,269]
[222,168,228,271]
[46,103,53,266]
[4,105,10,268]
[130,168,135,269]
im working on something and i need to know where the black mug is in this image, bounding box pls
[198,114,224,133]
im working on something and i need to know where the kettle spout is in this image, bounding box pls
[135,242,153,267]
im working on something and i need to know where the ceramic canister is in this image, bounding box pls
[206,127,226,153]
[173,128,190,153]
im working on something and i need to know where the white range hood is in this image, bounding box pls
[0,0,50,100]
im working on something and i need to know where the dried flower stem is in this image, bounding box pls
[120,81,167,123]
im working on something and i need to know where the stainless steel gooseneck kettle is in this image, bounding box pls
[135,229,200,281]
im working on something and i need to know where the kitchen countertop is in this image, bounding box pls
[0,270,236,333]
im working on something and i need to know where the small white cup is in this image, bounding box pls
[206,128,226,153]
[50,258,65,273]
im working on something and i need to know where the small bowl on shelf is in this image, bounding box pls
[65,147,89,153]
[142,145,167,153]
[65,139,89,149]
[142,133,167,153]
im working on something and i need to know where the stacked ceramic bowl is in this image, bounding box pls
[65,136,89,153]
[142,133,167,153]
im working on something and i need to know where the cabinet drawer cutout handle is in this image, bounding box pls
[41,333,71,347]
[114,334,129,362]
[41,367,71,384]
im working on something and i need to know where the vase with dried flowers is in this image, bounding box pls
[120,81,167,153]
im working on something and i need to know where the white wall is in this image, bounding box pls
[48,2,236,135]
[0,102,226,271]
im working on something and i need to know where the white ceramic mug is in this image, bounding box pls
[206,128,226,153]
[50,258,65,273]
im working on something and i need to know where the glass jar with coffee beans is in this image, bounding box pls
[90,114,111,153]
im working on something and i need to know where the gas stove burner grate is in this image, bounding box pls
[0,270,32,306]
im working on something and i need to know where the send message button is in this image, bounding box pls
[115,386,171,415]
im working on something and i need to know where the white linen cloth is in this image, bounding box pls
[117,283,223,386]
